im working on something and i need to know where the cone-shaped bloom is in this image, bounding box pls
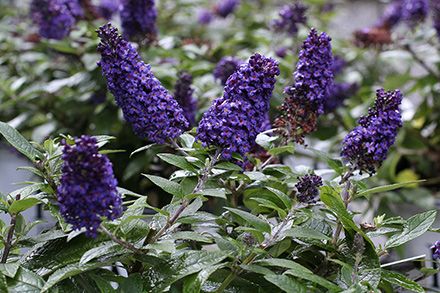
[432,241,440,259]
[30,0,81,40]
[214,0,239,18]
[402,0,428,26]
[272,2,308,35]
[341,89,403,174]
[174,72,197,126]
[97,24,189,143]
[197,53,279,159]
[98,0,120,19]
[120,0,157,40]
[57,136,122,238]
[377,0,403,28]
[274,28,334,143]
[213,56,243,86]
[295,174,323,204]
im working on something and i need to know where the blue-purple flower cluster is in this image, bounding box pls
[197,53,279,159]
[214,0,240,18]
[98,0,120,20]
[377,0,403,28]
[198,9,214,24]
[402,0,429,26]
[432,241,440,260]
[97,24,189,143]
[275,29,334,143]
[341,89,403,174]
[30,0,81,40]
[174,72,197,126]
[57,136,122,238]
[295,174,323,204]
[294,29,334,114]
[434,1,440,38]
[120,0,157,40]
[272,2,308,35]
[213,56,243,85]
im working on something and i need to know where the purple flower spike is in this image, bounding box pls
[402,0,428,26]
[120,0,157,40]
[275,28,334,143]
[97,24,189,143]
[295,174,323,204]
[432,241,440,260]
[213,56,243,85]
[272,2,308,35]
[341,89,403,174]
[214,0,239,18]
[197,53,279,159]
[377,0,403,29]
[174,72,197,126]
[30,0,80,40]
[198,9,214,24]
[57,136,122,238]
[98,0,120,20]
[434,1,440,38]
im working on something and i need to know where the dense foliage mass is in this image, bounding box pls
[0,0,439,292]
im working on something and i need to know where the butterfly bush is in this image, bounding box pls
[98,0,120,20]
[432,241,440,259]
[57,136,122,237]
[197,53,279,159]
[402,0,429,26]
[97,24,189,143]
[213,56,243,85]
[432,0,440,37]
[120,0,157,40]
[341,89,403,174]
[275,28,334,143]
[272,2,308,35]
[214,0,239,18]
[174,72,197,126]
[377,0,403,28]
[30,0,80,40]
[198,9,214,24]
[295,174,323,204]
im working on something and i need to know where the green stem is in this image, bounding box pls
[149,149,222,243]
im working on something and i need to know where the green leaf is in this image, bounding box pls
[286,227,332,241]
[79,242,120,264]
[182,264,226,293]
[264,187,292,210]
[224,207,271,233]
[142,174,183,197]
[386,210,437,248]
[41,263,108,292]
[142,251,229,292]
[130,144,157,157]
[9,198,40,214]
[171,231,212,243]
[215,162,243,171]
[7,267,45,293]
[255,133,278,149]
[118,273,144,293]
[356,180,426,198]
[268,144,295,156]
[0,121,42,162]
[257,259,340,292]
[157,153,197,172]
[0,262,19,278]
[264,274,307,293]
[200,188,227,199]
[381,270,424,293]
[120,197,149,234]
